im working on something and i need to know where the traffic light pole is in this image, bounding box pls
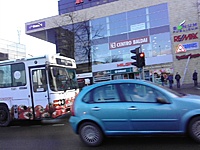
[142,66,145,80]
[139,67,144,80]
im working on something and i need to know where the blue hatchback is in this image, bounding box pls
[69,79,200,146]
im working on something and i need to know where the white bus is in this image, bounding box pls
[0,54,79,126]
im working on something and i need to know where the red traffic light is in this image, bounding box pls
[140,52,145,58]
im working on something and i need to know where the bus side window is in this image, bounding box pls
[12,63,26,87]
[32,69,47,92]
[0,70,4,87]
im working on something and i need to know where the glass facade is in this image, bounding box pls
[90,3,172,66]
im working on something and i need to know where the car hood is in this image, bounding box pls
[183,94,200,99]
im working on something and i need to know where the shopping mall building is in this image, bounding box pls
[25,0,200,85]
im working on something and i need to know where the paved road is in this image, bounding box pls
[1,119,200,150]
[0,87,200,150]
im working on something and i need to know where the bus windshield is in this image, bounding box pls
[49,66,78,91]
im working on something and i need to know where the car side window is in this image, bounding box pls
[82,92,91,103]
[154,90,169,102]
[119,83,157,103]
[93,84,120,103]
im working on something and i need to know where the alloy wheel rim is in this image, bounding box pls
[82,125,100,144]
[192,120,200,138]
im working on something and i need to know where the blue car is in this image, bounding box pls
[69,79,200,146]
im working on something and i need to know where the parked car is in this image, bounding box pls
[69,79,200,147]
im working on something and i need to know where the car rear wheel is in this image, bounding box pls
[79,122,103,147]
[0,105,11,127]
[189,116,200,143]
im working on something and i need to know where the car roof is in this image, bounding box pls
[81,79,150,91]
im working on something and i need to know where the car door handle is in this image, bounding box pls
[91,107,101,111]
[128,106,137,110]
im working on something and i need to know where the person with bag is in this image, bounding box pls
[175,72,181,88]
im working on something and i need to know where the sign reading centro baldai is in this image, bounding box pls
[109,36,150,50]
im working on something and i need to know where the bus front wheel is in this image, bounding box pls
[0,105,11,127]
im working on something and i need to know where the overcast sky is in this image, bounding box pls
[0,0,58,57]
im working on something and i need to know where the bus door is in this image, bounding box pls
[30,67,50,119]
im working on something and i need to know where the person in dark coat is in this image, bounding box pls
[167,74,173,89]
[175,72,181,88]
[161,74,165,86]
[193,70,198,87]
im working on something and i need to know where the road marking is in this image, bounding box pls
[52,124,65,127]
[31,125,42,127]
[10,126,21,128]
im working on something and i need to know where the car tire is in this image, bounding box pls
[188,116,200,143]
[79,122,103,147]
[0,105,11,127]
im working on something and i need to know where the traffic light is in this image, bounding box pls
[130,47,140,67]
[138,52,146,68]
[130,47,145,68]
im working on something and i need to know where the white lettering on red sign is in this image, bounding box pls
[110,36,150,50]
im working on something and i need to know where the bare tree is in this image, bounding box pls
[103,55,123,64]
[53,12,104,72]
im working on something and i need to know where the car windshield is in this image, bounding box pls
[144,81,185,97]
[48,66,78,91]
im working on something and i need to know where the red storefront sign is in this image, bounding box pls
[110,36,150,50]
[174,32,198,42]
[117,62,132,67]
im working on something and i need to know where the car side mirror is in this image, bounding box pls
[156,97,170,104]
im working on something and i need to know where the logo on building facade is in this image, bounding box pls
[175,44,186,53]
[27,22,45,31]
[173,21,198,33]
[76,0,83,4]
[76,0,92,4]
[174,32,198,42]
[109,36,150,50]
[176,20,186,30]
[182,42,199,51]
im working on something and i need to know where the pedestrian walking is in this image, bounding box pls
[193,70,198,87]
[175,72,181,88]
[167,74,173,89]
[161,74,165,86]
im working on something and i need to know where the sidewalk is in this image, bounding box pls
[172,83,200,95]
[178,83,200,89]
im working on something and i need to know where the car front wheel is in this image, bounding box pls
[189,116,200,143]
[79,122,103,147]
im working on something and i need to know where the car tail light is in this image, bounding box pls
[71,98,76,116]
[71,92,79,116]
